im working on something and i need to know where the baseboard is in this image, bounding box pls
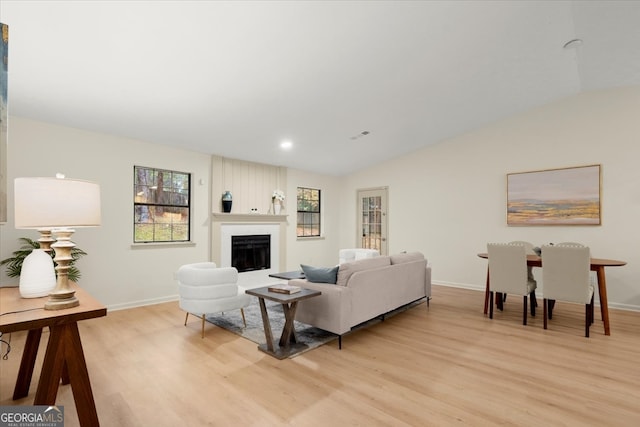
[432,281,640,312]
[107,294,179,312]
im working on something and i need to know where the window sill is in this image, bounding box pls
[130,241,196,249]
[296,236,325,241]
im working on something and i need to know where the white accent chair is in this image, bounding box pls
[339,248,380,264]
[541,244,595,337]
[176,262,252,338]
[487,243,537,325]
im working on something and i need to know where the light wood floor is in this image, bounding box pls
[1,285,640,426]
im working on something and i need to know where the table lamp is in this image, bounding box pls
[14,175,101,310]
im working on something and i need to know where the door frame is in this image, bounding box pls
[356,186,389,255]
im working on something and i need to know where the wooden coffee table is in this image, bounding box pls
[245,286,320,359]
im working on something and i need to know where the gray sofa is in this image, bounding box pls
[289,251,431,348]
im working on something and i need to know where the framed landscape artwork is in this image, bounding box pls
[507,164,601,226]
[0,23,7,223]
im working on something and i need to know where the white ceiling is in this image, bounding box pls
[1,1,639,176]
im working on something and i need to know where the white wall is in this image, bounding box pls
[3,86,638,311]
[340,86,640,310]
[0,117,211,309]
[284,168,342,269]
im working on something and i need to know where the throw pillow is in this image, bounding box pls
[300,264,339,284]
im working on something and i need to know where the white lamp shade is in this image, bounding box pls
[19,249,56,298]
[14,177,101,228]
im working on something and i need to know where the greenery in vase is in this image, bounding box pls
[0,237,87,282]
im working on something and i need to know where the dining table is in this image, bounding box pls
[477,252,626,335]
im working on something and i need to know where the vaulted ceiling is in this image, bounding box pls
[1,1,639,175]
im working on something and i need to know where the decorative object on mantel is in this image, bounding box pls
[272,189,285,215]
[250,208,259,214]
[221,190,232,213]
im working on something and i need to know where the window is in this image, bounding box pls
[297,187,321,237]
[134,166,190,243]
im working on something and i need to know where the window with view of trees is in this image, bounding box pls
[134,166,190,243]
[297,187,321,237]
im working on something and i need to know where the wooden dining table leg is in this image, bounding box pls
[484,267,490,314]
[595,266,611,336]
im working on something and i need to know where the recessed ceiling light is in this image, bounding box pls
[280,140,293,150]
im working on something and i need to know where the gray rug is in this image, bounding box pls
[206,297,427,358]
[206,298,338,358]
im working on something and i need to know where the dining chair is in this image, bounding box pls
[541,244,595,337]
[487,243,536,325]
[547,242,585,319]
[509,241,538,313]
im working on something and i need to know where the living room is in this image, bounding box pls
[1,1,639,425]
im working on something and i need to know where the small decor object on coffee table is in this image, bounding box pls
[268,283,301,294]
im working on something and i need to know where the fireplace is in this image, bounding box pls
[232,234,271,272]
[212,213,286,287]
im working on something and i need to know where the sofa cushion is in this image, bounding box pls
[390,251,425,265]
[300,264,339,284]
[336,256,391,287]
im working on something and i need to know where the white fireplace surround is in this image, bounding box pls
[211,213,287,288]
[221,223,279,273]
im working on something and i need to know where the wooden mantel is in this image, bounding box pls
[211,213,288,223]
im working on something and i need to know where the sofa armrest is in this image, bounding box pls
[289,279,352,335]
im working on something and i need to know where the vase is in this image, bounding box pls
[222,191,232,213]
[273,202,281,215]
[19,249,56,298]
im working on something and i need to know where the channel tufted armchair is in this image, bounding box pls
[176,262,251,338]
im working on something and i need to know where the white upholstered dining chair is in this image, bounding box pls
[509,240,538,311]
[176,262,252,338]
[541,244,595,337]
[487,243,537,325]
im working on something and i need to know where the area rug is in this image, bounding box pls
[206,298,338,358]
[206,297,427,358]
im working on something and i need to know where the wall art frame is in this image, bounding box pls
[0,22,8,224]
[506,164,601,226]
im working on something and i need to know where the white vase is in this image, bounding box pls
[19,249,56,298]
[273,202,281,215]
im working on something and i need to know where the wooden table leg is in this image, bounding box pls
[484,267,490,314]
[595,266,611,336]
[13,328,43,400]
[257,298,275,352]
[35,322,100,427]
[279,301,299,347]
